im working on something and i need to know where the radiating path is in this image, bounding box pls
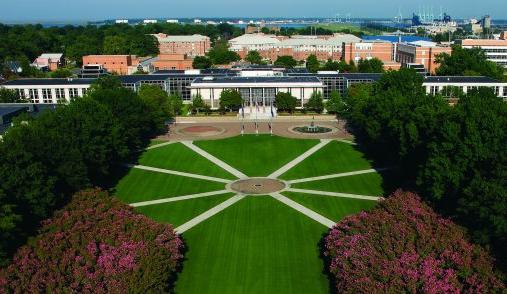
[130,190,231,207]
[270,192,336,228]
[286,188,381,201]
[125,164,232,184]
[146,141,176,150]
[181,141,248,179]
[288,168,391,184]
[268,139,332,178]
[175,195,246,234]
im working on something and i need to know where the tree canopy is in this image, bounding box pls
[219,89,243,113]
[207,41,240,65]
[274,56,298,68]
[304,91,324,113]
[275,92,298,113]
[245,50,264,65]
[436,45,505,80]
[357,58,384,73]
[305,54,320,73]
[192,56,212,69]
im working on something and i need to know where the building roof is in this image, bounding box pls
[191,76,323,85]
[2,78,95,86]
[229,34,281,46]
[0,106,27,117]
[153,34,210,42]
[38,53,63,59]
[423,76,503,83]
[407,40,439,47]
[459,39,507,46]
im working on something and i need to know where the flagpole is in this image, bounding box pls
[255,97,259,136]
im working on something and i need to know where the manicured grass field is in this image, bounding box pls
[114,169,225,204]
[291,172,385,196]
[194,135,319,177]
[283,192,377,222]
[139,143,236,179]
[174,196,330,294]
[279,141,374,180]
[135,194,234,227]
[113,135,390,293]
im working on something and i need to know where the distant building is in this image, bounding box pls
[153,34,211,57]
[0,103,58,135]
[342,41,400,69]
[32,53,64,71]
[457,39,507,69]
[396,41,451,74]
[423,76,507,103]
[152,54,194,71]
[166,19,179,23]
[143,19,158,24]
[229,33,361,62]
[3,61,23,75]
[78,64,109,78]
[115,19,129,24]
[82,55,140,75]
[1,78,93,103]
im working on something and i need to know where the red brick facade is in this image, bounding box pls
[82,55,139,75]
[152,54,194,70]
[153,33,211,57]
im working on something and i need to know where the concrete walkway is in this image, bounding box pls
[175,195,246,234]
[288,168,391,184]
[130,190,231,208]
[287,188,381,201]
[181,141,248,179]
[270,193,335,228]
[126,164,232,184]
[268,139,332,178]
[146,141,176,150]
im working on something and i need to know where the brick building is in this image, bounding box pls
[153,33,211,57]
[457,37,507,69]
[82,55,140,75]
[342,41,401,70]
[32,53,64,71]
[396,41,451,74]
[152,54,194,71]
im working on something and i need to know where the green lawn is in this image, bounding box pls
[135,194,234,227]
[280,141,374,180]
[112,135,392,293]
[283,192,377,222]
[149,139,166,147]
[194,135,319,177]
[114,168,225,204]
[139,143,236,179]
[175,196,330,294]
[291,172,385,196]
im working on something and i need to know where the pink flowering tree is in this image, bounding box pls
[0,189,183,292]
[325,190,505,293]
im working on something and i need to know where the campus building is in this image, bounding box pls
[229,33,361,61]
[82,55,140,75]
[457,37,507,69]
[151,54,194,71]
[2,69,506,111]
[153,33,211,57]
[396,41,452,74]
[341,41,402,70]
[1,79,93,104]
[32,53,64,71]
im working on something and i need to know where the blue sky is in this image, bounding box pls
[1,0,505,22]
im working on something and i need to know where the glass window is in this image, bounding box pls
[42,88,52,103]
[29,89,39,103]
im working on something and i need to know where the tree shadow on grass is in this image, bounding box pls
[167,235,190,294]
[318,229,338,294]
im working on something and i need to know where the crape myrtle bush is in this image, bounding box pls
[325,191,505,293]
[0,189,183,292]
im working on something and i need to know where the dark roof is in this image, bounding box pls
[192,76,322,84]
[2,78,95,86]
[287,72,383,81]
[152,69,236,75]
[423,76,503,83]
[0,106,27,117]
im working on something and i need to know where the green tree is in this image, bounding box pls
[219,89,243,113]
[357,58,384,73]
[50,68,73,78]
[245,50,263,65]
[304,91,324,113]
[325,90,346,115]
[190,94,206,115]
[275,92,298,113]
[138,85,175,126]
[274,56,297,68]
[419,88,507,246]
[192,56,212,69]
[0,88,23,103]
[207,41,240,65]
[102,35,129,55]
[436,45,505,80]
[305,54,320,73]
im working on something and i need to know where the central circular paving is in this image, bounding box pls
[228,178,287,194]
